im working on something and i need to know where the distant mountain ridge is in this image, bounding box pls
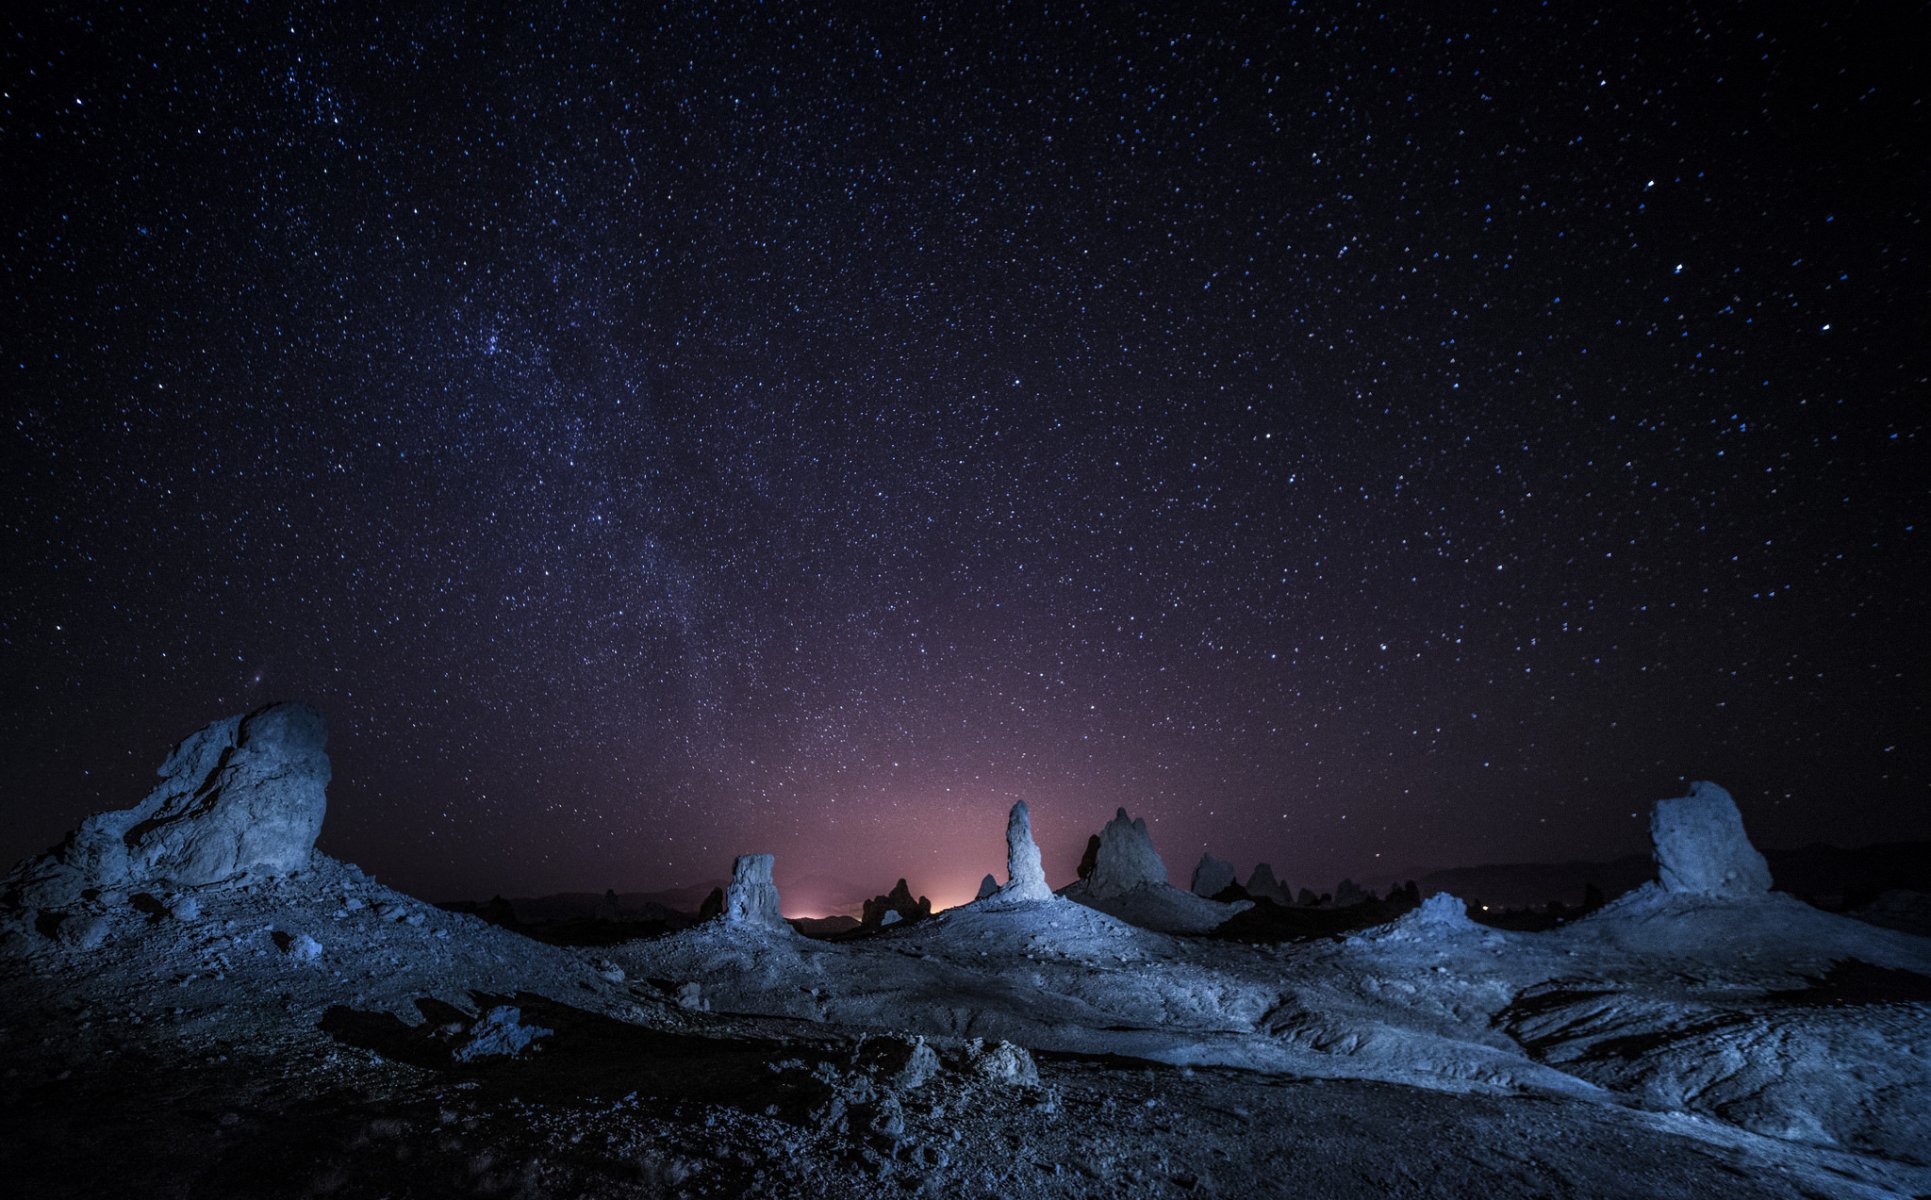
[1414,841,1931,910]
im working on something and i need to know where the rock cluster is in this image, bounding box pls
[1084,808,1169,898]
[773,1034,1046,1170]
[1651,781,1772,898]
[445,1005,553,1063]
[721,854,786,930]
[1190,854,1235,898]
[8,702,330,911]
[863,879,932,927]
[994,800,1055,902]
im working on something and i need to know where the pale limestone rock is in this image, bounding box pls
[996,800,1054,902]
[1085,808,1168,899]
[721,853,786,929]
[9,703,329,910]
[1652,781,1772,898]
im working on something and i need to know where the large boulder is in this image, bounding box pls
[1190,854,1235,898]
[721,854,786,929]
[975,873,999,901]
[1084,808,1168,898]
[995,800,1054,902]
[9,702,330,909]
[1651,781,1772,898]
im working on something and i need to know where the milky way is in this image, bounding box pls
[3,3,1924,909]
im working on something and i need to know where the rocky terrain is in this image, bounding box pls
[3,704,1928,1198]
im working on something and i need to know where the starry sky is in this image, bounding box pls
[3,2,1925,914]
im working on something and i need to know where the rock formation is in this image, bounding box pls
[975,874,999,901]
[1246,863,1289,904]
[863,878,932,927]
[720,854,785,930]
[1334,879,1366,907]
[696,887,724,923]
[8,702,330,910]
[1076,835,1101,881]
[1084,808,1168,898]
[1651,780,1772,898]
[995,800,1054,902]
[1191,854,1235,898]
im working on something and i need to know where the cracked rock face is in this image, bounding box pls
[721,854,786,929]
[10,702,330,909]
[996,801,1054,902]
[1084,808,1168,899]
[1651,781,1772,898]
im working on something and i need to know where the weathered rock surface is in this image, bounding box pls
[8,702,330,910]
[1191,854,1235,898]
[721,854,786,930]
[995,800,1054,902]
[1651,781,1772,898]
[1084,808,1169,899]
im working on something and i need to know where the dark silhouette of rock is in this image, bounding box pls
[596,889,622,922]
[481,895,518,927]
[975,874,999,901]
[1076,835,1101,881]
[696,888,724,922]
[863,878,932,927]
[1651,781,1772,898]
[1191,854,1235,899]
[1334,879,1366,907]
[1246,863,1290,904]
[9,702,330,911]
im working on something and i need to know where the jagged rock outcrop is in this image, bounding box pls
[1084,808,1168,899]
[995,800,1054,902]
[863,878,932,927]
[975,874,999,901]
[1297,887,1320,906]
[1651,780,1772,898]
[720,854,785,930]
[1334,879,1367,908]
[1059,808,1251,932]
[7,702,330,911]
[1246,863,1289,904]
[1191,854,1235,899]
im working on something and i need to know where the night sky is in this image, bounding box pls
[3,3,1925,914]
